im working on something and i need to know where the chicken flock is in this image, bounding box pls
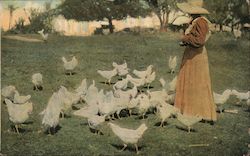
[1,55,249,154]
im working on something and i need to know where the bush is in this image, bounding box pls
[8,8,56,34]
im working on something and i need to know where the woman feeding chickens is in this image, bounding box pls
[174,0,217,122]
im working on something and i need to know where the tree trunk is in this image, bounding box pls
[9,12,12,30]
[108,17,114,34]
[219,24,223,32]
[156,13,167,32]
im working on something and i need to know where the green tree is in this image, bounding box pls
[8,5,18,29]
[144,0,182,31]
[205,0,249,31]
[58,0,151,33]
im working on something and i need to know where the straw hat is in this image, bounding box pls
[177,0,209,14]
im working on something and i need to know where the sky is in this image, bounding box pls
[0,0,61,10]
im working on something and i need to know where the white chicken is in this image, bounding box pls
[160,76,177,92]
[127,74,146,88]
[32,73,43,91]
[137,93,151,119]
[87,115,106,134]
[38,29,48,41]
[58,86,81,118]
[73,104,99,118]
[176,112,202,133]
[5,99,33,134]
[85,80,99,105]
[1,85,16,100]
[113,76,129,91]
[168,56,177,74]
[41,92,62,134]
[128,97,140,116]
[145,71,156,89]
[108,123,148,154]
[112,61,127,70]
[133,65,153,79]
[231,89,250,104]
[97,68,117,85]
[75,79,88,95]
[156,102,180,127]
[13,90,31,104]
[113,61,129,77]
[147,89,168,110]
[213,89,232,113]
[114,86,138,99]
[62,56,78,75]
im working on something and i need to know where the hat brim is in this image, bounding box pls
[177,3,210,14]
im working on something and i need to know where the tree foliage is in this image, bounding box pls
[58,0,151,33]
[204,0,249,30]
[144,0,184,31]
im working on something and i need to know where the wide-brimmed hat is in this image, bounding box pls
[177,0,209,14]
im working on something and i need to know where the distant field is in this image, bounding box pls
[1,32,250,156]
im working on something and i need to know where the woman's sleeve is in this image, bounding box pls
[182,18,208,48]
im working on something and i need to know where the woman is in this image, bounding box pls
[174,0,217,122]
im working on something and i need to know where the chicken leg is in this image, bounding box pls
[120,144,127,152]
[159,121,164,127]
[134,144,139,154]
[15,124,19,134]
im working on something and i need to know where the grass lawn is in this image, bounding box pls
[1,32,250,156]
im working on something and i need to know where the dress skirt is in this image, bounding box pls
[174,45,217,121]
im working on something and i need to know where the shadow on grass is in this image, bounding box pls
[99,81,115,85]
[111,143,145,152]
[60,113,71,118]
[154,121,169,127]
[44,125,62,135]
[89,128,104,135]
[10,125,32,134]
[33,85,43,91]
[135,115,148,120]
[175,125,197,133]
[65,72,77,76]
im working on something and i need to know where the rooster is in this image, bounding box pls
[108,123,148,154]
[62,56,78,75]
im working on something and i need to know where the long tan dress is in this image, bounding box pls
[174,17,217,121]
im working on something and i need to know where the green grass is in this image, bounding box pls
[1,32,250,156]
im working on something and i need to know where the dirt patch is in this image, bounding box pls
[2,35,43,42]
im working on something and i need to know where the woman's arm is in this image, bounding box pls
[181,18,209,48]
